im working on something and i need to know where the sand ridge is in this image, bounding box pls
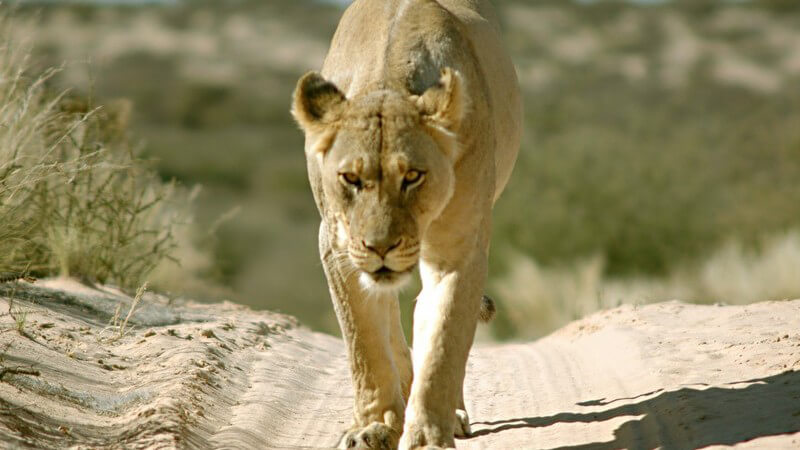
[0,279,798,448]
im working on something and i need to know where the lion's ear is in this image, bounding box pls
[292,72,346,132]
[414,67,466,133]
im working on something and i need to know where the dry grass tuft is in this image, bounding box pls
[0,14,185,289]
[101,282,147,342]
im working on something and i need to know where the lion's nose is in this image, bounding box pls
[363,238,402,258]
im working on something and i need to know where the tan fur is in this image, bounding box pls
[292,0,520,448]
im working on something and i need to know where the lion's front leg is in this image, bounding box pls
[319,223,409,449]
[399,241,487,449]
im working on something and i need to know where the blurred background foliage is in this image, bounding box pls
[5,0,800,339]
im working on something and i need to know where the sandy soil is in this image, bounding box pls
[0,279,798,449]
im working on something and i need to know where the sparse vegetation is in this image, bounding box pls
[0,14,185,289]
[493,230,800,339]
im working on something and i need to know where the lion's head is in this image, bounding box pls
[293,68,466,291]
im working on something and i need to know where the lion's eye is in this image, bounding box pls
[340,172,361,187]
[402,170,425,190]
[404,170,421,183]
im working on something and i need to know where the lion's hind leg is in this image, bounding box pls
[454,409,471,438]
[452,295,495,439]
[454,395,471,438]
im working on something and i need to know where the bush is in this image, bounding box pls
[0,17,183,288]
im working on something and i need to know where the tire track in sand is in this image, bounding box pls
[210,329,351,449]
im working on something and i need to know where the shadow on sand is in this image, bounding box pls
[469,370,800,449]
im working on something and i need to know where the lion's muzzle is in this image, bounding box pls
[349,236,419,290]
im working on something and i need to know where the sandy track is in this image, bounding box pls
[464,301,800,449]
[0,280,798,449]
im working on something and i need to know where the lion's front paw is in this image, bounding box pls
[399,409,469,449]
[339,422,399,450]
[398,421,453,450]
[454,409,471,438]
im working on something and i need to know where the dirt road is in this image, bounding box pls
[0,279,798,449]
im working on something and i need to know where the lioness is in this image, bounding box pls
[292,0,520,448]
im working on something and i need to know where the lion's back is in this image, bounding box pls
[435,0,521,199]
